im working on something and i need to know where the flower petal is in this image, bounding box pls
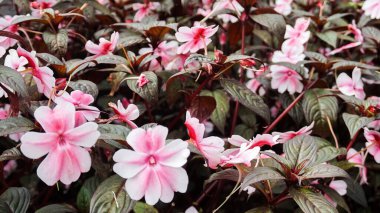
[20,132,58,159]
[113,149,148,178]
[64,122,100,147]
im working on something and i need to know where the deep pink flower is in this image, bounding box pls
[363,0,380,19]
[336,67,365,100]
[0,16,19,50]
[185,111,225,169]
[85,31,119,57]
[113,125,190,205]
[176,24,218,54]
[30,0,57,17]
[270,65,303,94]
[109,100,139,128]
[273,122,314,143]
[274,0,293,16]
[284,17,311,45]
[137,74,149,88]
[139,41,178,71]
[132,2,160,22]
[16,46,55,97]
[54,90,100,126]
[20,103,100,185]
[364,128,380,163]
[347,148,368,185]
[327,21,363,56]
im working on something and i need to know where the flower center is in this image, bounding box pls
[58,135,67,146]
[287,71,293,76]
[148,155,156,165]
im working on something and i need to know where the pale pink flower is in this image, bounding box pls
[246,67,266,96]
[109,100,139,128]
[132,2,160,22]
[175,24,218,54]
[347,148,368,185]
[362,0,380,19]
[138,41,178,71]
[16,47,55,97]
[228,134,278,148]
[54,90,100,126]
[185,111,225,169]
[273,122,314,143]
[274,0,293,16]
[197,0,213,17]
[284,17,311,45]
[272,42,305,64]
[220,143,260,167]
[336,67,365,100]
[243,186,256,195]
[364,128,380,163]
[113,125,190,205]
[166,54,189,71]
[20,103,100,185]
[213,0,244,23]
[4,49,28,71]
[327,21,363,56]
[85,31,119,57]
[325,180,347,205]
[270,65,303,94]
[3,160,17,178]
[0,16,19,50]
[0,47,5,58]
[30,0,57,17]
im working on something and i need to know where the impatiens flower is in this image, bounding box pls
[54,90,100,126]
[185,111,225,169]
[3,160,17,178]
[336,67,365,100]
[284,17,311,45]
[220,142,260,167]
[138,41,178,71]
[176,24,218,54]
[137,74,149,88]
[113,125,190,205]
[85,31,119,57]
[0,16,19,50]
[274,0,293,16]
[132,2,160,22]
[270,65,303,94]
[4,49,28,71]
[243,186,256,195]
[347,148,368,185]
[273,122,314,143]
[20,103,100,185]
[16,47,55,97]
[327,21,363,56]
[364,128,380,163]
[362,0,380,19]
[30,0,57,17]
[272,43,305,64]
[185,206,198,213]
[329,180,347,196]
[197,0,213,17]
[213,0,244,23]
[228,134,279,148]
[109,100,139,128]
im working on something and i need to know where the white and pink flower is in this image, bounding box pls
[336,67,365,100]
[274,0,293,16]
[113,125,190,205]
[175,24,218,54]
[347,148,368,185]
[273,122,314,143]
[213,0,244,23]
[284,17,311,45]
[20,102,100,185]
[0,15,19,52]
[132,2,160,22]
[85,31,119,57]
[270,65,303,94]
[328,21,363,56]
[138,41,178,71]
[362,0,380,19]
[109,100,139,128]
[364,128,380,163]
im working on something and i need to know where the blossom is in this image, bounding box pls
[327,21,363,56]
[20,103,100,185]
[16,47,55,97]
[364,128,380,163]
[138,41,178,71]
[273,122,314,143]
[336,67,365,100]
[228,134,279,148]
[4,49,28,71]
[197,0,213,17]
[213,0,244,23]
[274,0,293,16]
[85,31,119,57]
[137,74,149,88]
[30,0,57,17]
[347,148,368,185]
[113,125,190,205]
[185,111,225,169]
[0,16,19,50]
[362,0,380,19]
[270,65,303,94]
[176,24,218,54]
[329,180,347,196]
[272,42,305,64]
[132,2,160,22]
[109,100,139,128]
[284,17,311,45]
[54,90,100,126]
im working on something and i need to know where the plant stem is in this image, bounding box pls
[194,180,218,206]
[346,129,361,151]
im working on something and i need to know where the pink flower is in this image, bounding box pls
[228,134,278,148]
[272,42,305,64]
[362,0,380,19]
[273,122,314,143]
[336,67,365,100]
[113,125,190,205]
[274,0,293,16]
[3,160,17,178]
[132,2,160,22]
[30,0,57,17]
[20,103,100,185]
[166,54,189,71]
[284,17,311,45]
[347,148,368,185]
[138,41,178,71]
[270,65,303,94]
[4,49,28,71]
[137,74,149,88]
[327,21,363,56]
[175,24,218,54]
[185,111,225,169]
[16,47,55,97]
[109,100,139,128]
[246,66,267,96]
[197,0,213,17]
[85,31,119,57]
[364,128,380,163]
[329,180,347,196]
[0,16,19,50]
[54,90,100,126]
[213,0,244,23]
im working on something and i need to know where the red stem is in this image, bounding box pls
[263,79,318,134]
[346,129,361,151]
[194,181,218,206]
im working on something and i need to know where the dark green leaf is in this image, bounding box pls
[304,52,328,63]
[0,117,35,137]
[68,80,99,99]
[77,177,101,213]
[35,204,77,213]
[342,113,374,138]
[0,147,22,161]
[220,78,270,123]
[95,55,128,65]
[37,53,64,65]
[331,61,380,70]
[133,202,158,213]
[301,164,350,179]
[0,187,30,213]
[241,167,285,190]
[251,14,286,37]
[318,185,350,213]
[316,31,338,48]
[43,29,68,57]
[200,90,229,133]
[126,71,158,103]
[279,93,304,125]
[312,146,341,166]
[284,136,318,170]
[362,26,380,44]
[0,65,28,97]
[98,124,130,141]
[289,187,338,213]
[344,178,367,207]
[184,54,212,69]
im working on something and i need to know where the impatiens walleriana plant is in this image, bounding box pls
[1,0,380,212]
